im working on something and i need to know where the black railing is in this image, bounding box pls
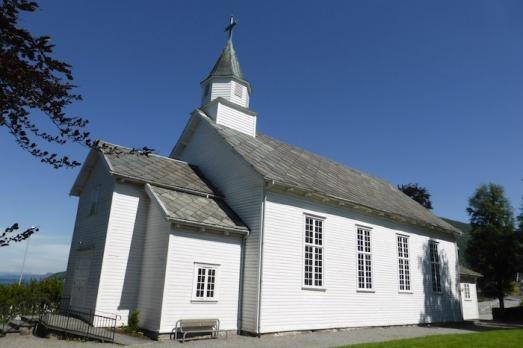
[39,305,117,342]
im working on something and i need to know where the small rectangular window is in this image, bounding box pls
[357,227,372,289]
[193,264,218,301]
[88,186,100,216]
[463,283,471,300]
[429,241,442,292]
[234,82,243,97]
[397,235,411,291]
[304,216,323,288]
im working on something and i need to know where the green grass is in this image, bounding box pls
[338,329,523,348]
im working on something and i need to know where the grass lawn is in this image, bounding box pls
[340,329,523,348]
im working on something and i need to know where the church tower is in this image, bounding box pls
[200,17,257,137]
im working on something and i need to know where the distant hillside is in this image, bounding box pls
[442,217,472,267]
[0,271,66,285]
[45,271,66,281]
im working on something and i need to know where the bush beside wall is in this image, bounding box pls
[492,307,523,321]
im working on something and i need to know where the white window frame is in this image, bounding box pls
[191,263,219,302]
[356,225,373,292]
[463,283,471,300]
[397,234,412,293]
[88,186,100,216]
[302,214,325,290]
[429,241,442,293]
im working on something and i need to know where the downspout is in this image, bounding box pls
[237,234,246,333]
[256,185,267,336]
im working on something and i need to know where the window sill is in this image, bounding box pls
[356,289,375,293]
[302,286,326,292]
[399,291,413,294]
[191,299,218,304]
[464,299,472,301]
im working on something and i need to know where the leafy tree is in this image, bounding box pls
[465,183,520,309]
[1,0,152,166]
[1,0,152,245]
[517,198,523,233]
[0,223,38,247]
[398,183,433,210]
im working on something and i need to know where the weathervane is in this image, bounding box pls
[224,16,237,40]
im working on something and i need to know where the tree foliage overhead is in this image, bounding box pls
[1,0,88,168]
[398,183,433,210]
[465,183,522,308]
[0,0,153,169]
[0,223,38,247]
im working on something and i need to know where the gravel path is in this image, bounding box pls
[0,324,488,348]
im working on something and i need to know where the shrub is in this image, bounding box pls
[127,309,139,333]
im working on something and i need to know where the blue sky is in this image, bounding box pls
[1,0,522,274]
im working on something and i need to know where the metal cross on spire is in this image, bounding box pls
[224,16,237,40]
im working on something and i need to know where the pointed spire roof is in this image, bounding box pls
[205,17,246,81]
[207,38,244,80]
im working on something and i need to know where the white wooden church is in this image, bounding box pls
[64,19,477,338]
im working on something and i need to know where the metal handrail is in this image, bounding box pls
[39,305,117,342]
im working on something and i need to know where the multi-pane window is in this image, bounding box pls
[88,186,100,216]
[429,241,442,292]
[397,235,411,291]
[357,227,372,289]
[463,283,471,300]
[193,264,217,300]
[234,82,243,97]
[304,216,323,287]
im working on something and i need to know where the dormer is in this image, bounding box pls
[199,17,257,137]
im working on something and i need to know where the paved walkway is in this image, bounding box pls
[0,321,521,347]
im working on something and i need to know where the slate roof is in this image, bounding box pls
[101,143,218,196]
[71,142,248,233]
[200,114,460,235]
[459,265,483,278]
[206,38,244,81]
[148,185,248,233]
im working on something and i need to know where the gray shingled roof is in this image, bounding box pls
[207,38,244,80]
[148,185,248,233]
[459,265,483,278]
[200,114,460,235]
[102,143,219,196]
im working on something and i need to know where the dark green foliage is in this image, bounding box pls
[517,199,523,233]
[441,218,472,266]
[127,309,139,333]
[465,183,521,308]
[0,277,63,331]
[398,183,433,210]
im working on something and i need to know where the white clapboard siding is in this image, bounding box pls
[64,156,114,312]
[461,282,480,320]
[202,78,249,109]
[215,102,256,137]
[95,182,149,326]
[177,120,264,333]
[159,229,243,333]
[137,200,171,331]
[259,191,462,333]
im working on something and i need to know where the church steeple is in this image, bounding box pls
[199,17,257,137]
[201,17,251,109]
[206,17,245,81]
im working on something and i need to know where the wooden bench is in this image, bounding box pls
[171,319,220,342]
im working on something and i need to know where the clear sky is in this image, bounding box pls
[1,0,522,274]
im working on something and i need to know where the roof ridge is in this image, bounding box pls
[97,139,191,165]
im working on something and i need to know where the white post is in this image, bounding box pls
[18,237,31,285]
